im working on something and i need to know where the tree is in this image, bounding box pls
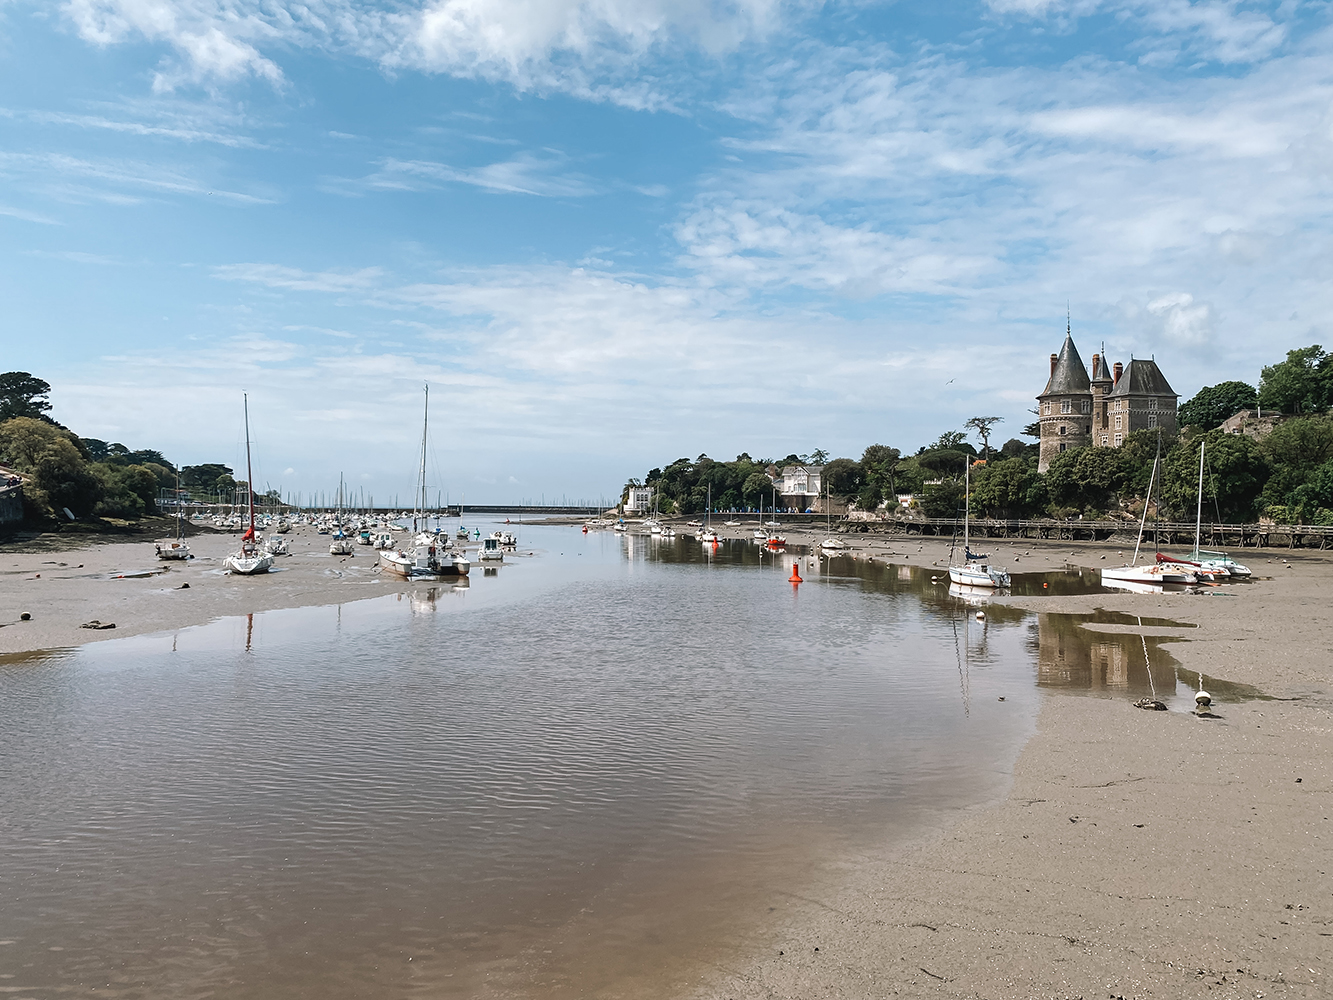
[1000,437,1030,459]
[0,372,52,422]
[965,416,1004,460]
[1177,381,1258,429]
[0,417,69,472]
[1044,446,1132,515]
[822,458,862,498]
[1159,432,1270,523]
[807,448,829,464]
[932,430,967,451]
[1259,345,1333,414]
[970,458,1044,518]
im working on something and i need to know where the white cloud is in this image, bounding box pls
[1143,291,1215,348]
[59,0,790,100]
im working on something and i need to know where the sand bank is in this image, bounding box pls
[696,550,1332,999]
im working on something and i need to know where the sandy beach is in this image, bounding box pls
[2,523,1329,998]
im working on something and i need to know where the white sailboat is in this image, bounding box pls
[948,458,1009,588]
[155,469,191,560]
[329,475,356,555]
[698,484,719,543]
[1102,440,1195,587]
[223,394,274,576]
[379,384,470,580]
[819,476,845,551]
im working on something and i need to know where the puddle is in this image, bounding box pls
[1032,611,1266,707]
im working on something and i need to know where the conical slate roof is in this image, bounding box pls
[1107,358,1177,398]
[1040,333,1091,396]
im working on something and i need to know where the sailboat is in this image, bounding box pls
[329,474,356,555]
[1160,441,1251,578]
[698,484,719,543]
[155,469,191,560]
[948,457,1009,588]
[379,384,470,580]
[1102,438,1194,587]
[819,475,845,551]
[223,394,275,576]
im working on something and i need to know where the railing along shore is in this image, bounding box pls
[838,516,1333,549]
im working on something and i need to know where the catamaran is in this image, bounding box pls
[948,457,1010,588]
[223,394,274,576]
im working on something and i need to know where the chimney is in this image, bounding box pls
[1091,353,1100,379]
[1113,361,1123,385]
[1050,353,1058,376]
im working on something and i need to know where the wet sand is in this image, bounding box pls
[3,525,1329,997]
[0,523,446,655]
[694,542,1333,999]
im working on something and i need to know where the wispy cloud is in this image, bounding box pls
[0,204,62,225]
[357,152,597,197]
[213,263,385,292]
[0,151,273,204]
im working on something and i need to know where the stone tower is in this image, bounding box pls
[1037,323,1093,473]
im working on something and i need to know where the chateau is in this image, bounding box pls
[1037,327,1178,473]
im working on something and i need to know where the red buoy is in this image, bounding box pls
[789,564,802,584]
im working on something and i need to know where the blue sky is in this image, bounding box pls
[2,0,1330,504]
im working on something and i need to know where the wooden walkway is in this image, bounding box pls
[844,516,1333,549]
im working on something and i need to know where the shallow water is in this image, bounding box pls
[0,523,1198,998]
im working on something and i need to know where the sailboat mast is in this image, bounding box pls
[1195,441,1205,556]
[243,393,255,534]
[417,383,429,532]
[963,457,970,556]
[1132,448,1160,568]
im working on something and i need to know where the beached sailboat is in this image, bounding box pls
[819,477,845,551]
[1102,440,1195,588]
[948,458,1009,588]
[379,385,469,580]
[330,475,356,555]
[155,470,191,561]
[1160,441,1251,578]
[223,394,274,576]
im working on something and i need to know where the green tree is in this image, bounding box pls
[970,458,1042,518]
[1259,345,1333,414]
[1044,446,1131,515]
[0,372,52,421]
[822,458,862,498]
[1177,381,1258,429]
[1159,432,1270,522]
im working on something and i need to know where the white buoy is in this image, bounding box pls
[975,611,985,620]
[1196,672,1212,711]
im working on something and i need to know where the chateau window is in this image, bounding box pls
[1080,399,1091,414]
[1114,433,1123,446]
[1114,415,1122,430]
[1148,398,1158,410]
[1086,425,1092,434]
[1060,399,1072,414]
[1100,435,1109,446]
[1042,401,1051,415]
[1059,443,1067,453]
[1059,425,1067,435]
[1148,413,1158,428]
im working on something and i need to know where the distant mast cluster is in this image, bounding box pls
[1036,316,1179,473]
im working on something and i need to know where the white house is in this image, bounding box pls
[779,465,823,511]
[625,486,654,514]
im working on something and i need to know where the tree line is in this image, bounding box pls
[634,344,1333,525]
[0,373,244,524]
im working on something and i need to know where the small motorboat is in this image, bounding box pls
[479,536,505,561]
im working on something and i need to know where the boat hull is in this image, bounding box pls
[224,554,273,575]
[948,565,1008,588]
